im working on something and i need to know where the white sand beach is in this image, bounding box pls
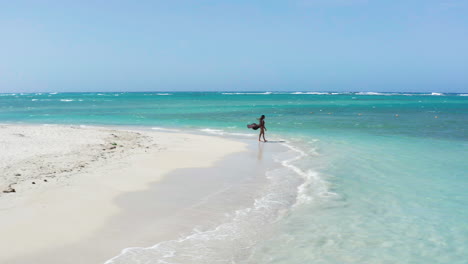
[0,125,250,264]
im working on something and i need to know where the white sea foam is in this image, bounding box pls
[222,92,272,95]
[198,128,256,137]
[279,142,336,206]
[156,93,172,96]
[291,92,329,95]
[49,92,58,95]
[287,92,351,95]
[355,92,429,96]
[355,92,387,95]
[151,127,181,132]
[31,99,39,101]
[198,128,225,135]
[418,92,445,96]
[60,99,74,102]
[457,93,468,96]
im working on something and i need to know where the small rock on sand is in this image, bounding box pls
[3,187,16,193]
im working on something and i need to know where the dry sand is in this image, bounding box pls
[0,124,248,263]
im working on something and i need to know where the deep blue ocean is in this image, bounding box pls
[1,91,467,263]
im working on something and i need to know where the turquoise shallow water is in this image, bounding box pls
[1,91,467,263]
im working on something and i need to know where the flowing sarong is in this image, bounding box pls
[247,123,260,130]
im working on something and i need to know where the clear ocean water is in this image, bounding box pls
[1,91,467,263]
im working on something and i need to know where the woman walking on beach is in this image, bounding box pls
[258,115,267,142]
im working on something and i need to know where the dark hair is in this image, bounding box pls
[260,115,265,120]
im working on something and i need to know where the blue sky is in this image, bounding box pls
[1,0,467,93]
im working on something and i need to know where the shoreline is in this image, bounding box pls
[1,124,276,264]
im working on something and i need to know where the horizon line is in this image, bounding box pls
[1,90,467,94]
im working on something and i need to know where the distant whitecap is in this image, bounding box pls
[222,92,272,95]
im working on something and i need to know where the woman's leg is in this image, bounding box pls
[259,129,266,142]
